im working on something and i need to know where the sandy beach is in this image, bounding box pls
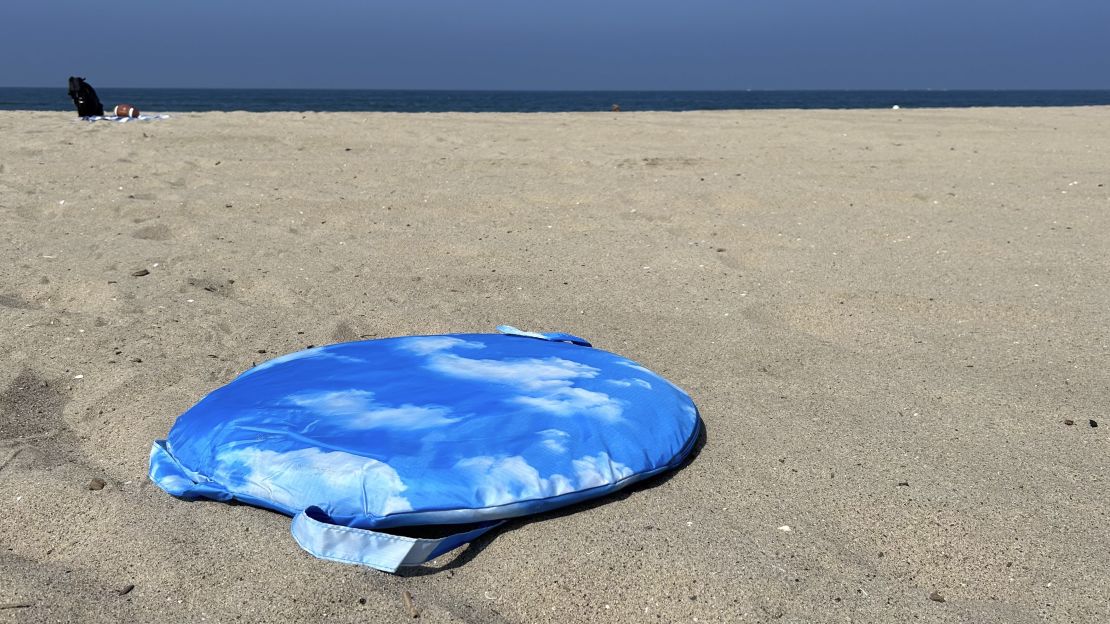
[1,107,1108,623]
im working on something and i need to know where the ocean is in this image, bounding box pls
[2,87,1109,113]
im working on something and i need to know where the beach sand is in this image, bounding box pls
[1,107,1108,623]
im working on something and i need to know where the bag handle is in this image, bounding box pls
[496,325,591,347]
[291,506,504,573]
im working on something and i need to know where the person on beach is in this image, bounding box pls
[67,76,104,117]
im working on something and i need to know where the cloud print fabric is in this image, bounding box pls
[149,328,701,571]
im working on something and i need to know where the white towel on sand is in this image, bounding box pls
[80,114,171,123]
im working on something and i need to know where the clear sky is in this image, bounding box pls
[3,1,1108,90]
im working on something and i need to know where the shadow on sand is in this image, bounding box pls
[396,418,709,577]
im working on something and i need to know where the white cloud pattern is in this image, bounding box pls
[454,452,632,507]
[513,387,623,421]
[154,473,196,494]
[538,428,570,453]
[572,452,635,488]
[396,336,485,355]
[454,455,575,506]
[428,354,596,389]
[606,378,653,389]
[428,353,626,421]
[285,389,459,429]
[214,446,412,516]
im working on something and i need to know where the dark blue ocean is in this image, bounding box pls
[2,87,1109,113]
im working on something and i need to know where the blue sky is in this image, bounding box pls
[3,1,1108,89]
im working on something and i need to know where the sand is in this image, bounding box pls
[1,107,1108,623]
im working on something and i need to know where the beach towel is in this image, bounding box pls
[149,325,701,572]
[80,114,171,123]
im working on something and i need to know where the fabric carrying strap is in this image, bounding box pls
[153,442,500,572]
[291,507,504,573]
[495,324,591,347]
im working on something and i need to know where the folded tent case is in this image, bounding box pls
[149,326,701,572]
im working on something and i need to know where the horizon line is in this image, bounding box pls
[5,86,1110,93]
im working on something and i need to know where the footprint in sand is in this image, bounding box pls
[0,294,41,310]
[132,224,173,241]
[0,370,74,471]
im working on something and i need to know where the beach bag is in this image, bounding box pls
[67,77,104,117]
[149,326,701,572]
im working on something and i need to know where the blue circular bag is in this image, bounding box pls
[149,326,701,572]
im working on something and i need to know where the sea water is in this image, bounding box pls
[3,87,1109,113]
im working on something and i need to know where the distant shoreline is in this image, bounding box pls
[4,87,1110,113]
